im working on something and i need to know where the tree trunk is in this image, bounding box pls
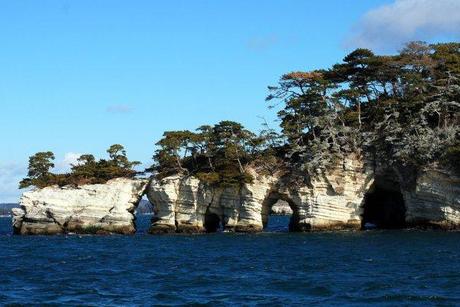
[358,101,362,129]
[207,155,215,172]
[175,155,188,175]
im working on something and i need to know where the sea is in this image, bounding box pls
[0,214,459,306]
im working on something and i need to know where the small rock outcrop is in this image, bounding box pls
[13,178,148,235]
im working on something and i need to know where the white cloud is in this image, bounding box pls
[345,0,460,51]
[0,152,83,202]
[0,152,148,203]
[55,152,82,173]
[106,104,134,113]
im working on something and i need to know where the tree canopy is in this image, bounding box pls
[152,42,459,185]
[266,41,459,175]
[20,144,140,189]
[151,121,280,187]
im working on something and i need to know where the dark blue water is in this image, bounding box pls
[1,216,459,306]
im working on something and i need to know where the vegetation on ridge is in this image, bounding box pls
[266,42,459,175]
[149,121,281,187]
[19,144,140,189]
[153,41,459,185]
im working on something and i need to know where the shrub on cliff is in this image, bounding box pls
[151,121,280,187]
[70,144,141,184]
[19,144,140,189]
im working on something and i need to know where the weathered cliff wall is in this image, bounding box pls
[404,168,460,229]
[12,159,459,235]
[147,159,460,233]
[147,157,375,233]
[13,178,148,235]
[146,173,279,233]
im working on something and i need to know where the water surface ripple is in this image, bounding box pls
[1,216,459,306]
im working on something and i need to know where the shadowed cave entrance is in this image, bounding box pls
[204,210,223,233]
[361,175,406,229]
[262,193,300,232]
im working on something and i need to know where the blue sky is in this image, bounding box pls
[1,0,459,202]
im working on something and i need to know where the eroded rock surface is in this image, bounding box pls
[147,156,374,233]
[13,178,148,235]
[13,158,459,235]
[146,173,279,233]
[404,168,460,229]
[147,157,460,233]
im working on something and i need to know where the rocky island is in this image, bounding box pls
[12,42,460,234]
[13,178,147,235]
[13,159,460,234]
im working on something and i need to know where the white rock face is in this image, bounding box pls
[14,158,458,235]
[302,157,374,230]
[13,178,148,235]
[404,168,460,229]
[147,173,279,233]
[147,157,374,233]
[147,155,460,233]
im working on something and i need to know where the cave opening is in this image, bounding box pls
[204,212,222,233]
[134,196,155,234]
[361,177,406,229]
[262,193,300,232]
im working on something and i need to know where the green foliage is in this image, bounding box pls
[266,41,460,174]
[152,121,280,187]
[151,42,459,183]
[195,172,220,185]
[19,152,55,189]
[19,144,140,189]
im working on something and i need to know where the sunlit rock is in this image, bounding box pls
[147,156,374,233]
[404,168,460,229]
[13,178,148,235]
[147,155,460,233]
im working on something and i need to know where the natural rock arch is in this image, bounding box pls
[361,171,407,229]
[261,191,301,232]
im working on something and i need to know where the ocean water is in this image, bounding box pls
[0,215,459,306]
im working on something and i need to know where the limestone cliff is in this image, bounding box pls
[147,158,460,233]
[13,178,148,235]
[147,157,374,233]
[404,168,460,229]
[146,173,279,233]
[12,158,459,235]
